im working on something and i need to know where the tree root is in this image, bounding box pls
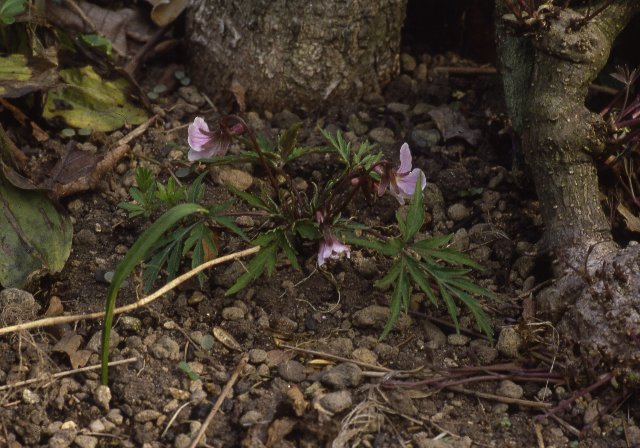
[537,243,640,383]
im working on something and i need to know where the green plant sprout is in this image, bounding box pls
[100,115,496,384]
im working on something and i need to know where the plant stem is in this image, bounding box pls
[229,115,280,194]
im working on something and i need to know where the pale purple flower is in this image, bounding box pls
[318,236,351,266]
[187,117,231,161]
[377,143,426,204]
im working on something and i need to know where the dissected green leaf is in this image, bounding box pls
[226,243,278,295]
[0,53,58,98]
[375,259,402,289]
[43,65,148,132]
[345,234,402,257]
[380,265,407,340]
[0,176,72,288]
[403,254,438,307]
[275,229,299,269]
[293,219,320,240]
[448,287,493,338]
[226,183,271,212]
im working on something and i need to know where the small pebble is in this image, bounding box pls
[134,409,162,423]
[321,363,363,389]
[447,333,470,346]
[350,347,377,365]
[248,349,267,364]
[239,410,264,427]
[278,360,306,382]
[496,327,522,358]
[496,380,524,399]
[319,390,352,413]
[73,435,98,448]
[222,306,245,321]
[93,385,111,411]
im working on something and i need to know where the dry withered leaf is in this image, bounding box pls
[266,418,296,448]
[52,332,83,358]
[212,326,241,351]
[46,148,99,187]
[44,296,64,318]
[286,385,308,417]
[46,1,136,55]
[428,104,481,146]
[69,349,92,369]
[230,78,246,112]
[0,54,58,99]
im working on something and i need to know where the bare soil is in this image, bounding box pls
[1,51,639,448]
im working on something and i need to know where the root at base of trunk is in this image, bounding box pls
[537,243,640,384]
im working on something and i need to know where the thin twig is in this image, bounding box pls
[278,343,394,373]
[445,385,552,410]
[188,354,248,448]
[0,246,260,335]
[534,422,545,448]
[0,357,137,392]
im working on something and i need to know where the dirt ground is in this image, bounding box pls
[1,47,639,448]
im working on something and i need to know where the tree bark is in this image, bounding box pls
[496,1,640,379]
[186,0,407,112]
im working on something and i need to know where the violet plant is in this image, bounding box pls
[100,115,494,384]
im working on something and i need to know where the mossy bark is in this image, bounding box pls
[186,0,406,112]
[496,1,640,379]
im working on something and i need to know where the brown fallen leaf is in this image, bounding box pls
[69,349,92,369]
[230,78,246,113]
[52,332,83,358]
[44,296,64,318]
[428,104,482,146]
[287,384,308,417]
[266,418,296,448]
[46,1,137,55]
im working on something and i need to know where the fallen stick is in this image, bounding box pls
[445,385,552,410]
[0,246,260,336]
[0,357,137,392]
[188,354,249,448]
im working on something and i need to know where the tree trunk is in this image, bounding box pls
[496,1,640,379]
[186,0,407,112]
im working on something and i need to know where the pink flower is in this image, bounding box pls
[187,117,232,161]
[318,236,351,266]
[316,210,350,266]
[377,143,426,204]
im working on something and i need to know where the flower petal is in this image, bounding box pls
[318,241,328,266]
[398,143,412,174]
[188,146,218,161]
[318,238,351,265]
[331,240,351,259]
[187,117,211,151]
[396,168,426,198]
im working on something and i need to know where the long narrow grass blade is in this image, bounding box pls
[101,203,206,384]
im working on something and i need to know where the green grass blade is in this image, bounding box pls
[101,203,206,385]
